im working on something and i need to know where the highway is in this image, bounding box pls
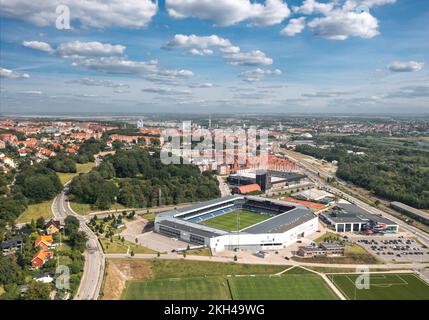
[52,186,105,300]
[275,144,429,246]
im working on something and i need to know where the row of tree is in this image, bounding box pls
[69,148,220,210]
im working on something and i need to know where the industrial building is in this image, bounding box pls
[320,203,398,234]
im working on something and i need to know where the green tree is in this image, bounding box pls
[24,281,51,300]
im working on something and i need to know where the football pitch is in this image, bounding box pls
[121,274,338,300]
[330,273,429,300]
[203,209,271,231]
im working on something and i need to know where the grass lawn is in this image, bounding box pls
[100,237,158,254]
[228,274,338,300]
[122,277,231,300]
[57,162,96,185]
[149,259,287,279]
[16,200,53,223]
[203,209,271,231]
[186,248,212,256]
[121,273,338,300]
[70,201,127,215]
[330,273,429,300]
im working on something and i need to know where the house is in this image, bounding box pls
[1,238,23,253]
[33,272,54,283]
[45,219,61,235]
[297,243,345,258]
[35,235,53,249]
[0,140,5,149]
[16,228,32,236]
[31,250,53,268]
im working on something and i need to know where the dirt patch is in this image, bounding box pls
[102,259,152,300]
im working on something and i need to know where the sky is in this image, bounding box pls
[0,0,428,115]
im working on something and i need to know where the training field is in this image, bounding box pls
[203,209,271,231]
[228,275,338,300]
[330,273,429,300]
[122,277,231,300]
[121,274,338,300]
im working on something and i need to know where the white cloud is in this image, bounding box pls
[142,87,191,95]
[308,10,379,40]
[72,57,159,74]
[188,83,214,88]
[22,41,54,53]
[361,0,397,8]
[281,17,306,36]
[385,86,429,99]
[166,0,290,27]
[239,68,282,82]
[163,34,231,56]
[388,61,425,72]
[66,78,130,88]
[0,67,30,79]
[220,46,241,54]
[57,41,126,58]
[223,49,273,66]
[292,0,334,15]
[0,0,158,29]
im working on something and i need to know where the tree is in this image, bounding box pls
[24,281,51,300]
[0,256,25,286]
[36,217,45,229]
[64,216,80,236]
[69,231,88,252]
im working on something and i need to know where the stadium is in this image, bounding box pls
[154,195,318,252]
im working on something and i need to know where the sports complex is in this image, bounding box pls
[154,195,318,252]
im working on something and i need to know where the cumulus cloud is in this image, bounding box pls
[298,0,397,40]
[0,67,30,79]
[308,9,379,40]
[22,41,54,53]
[388,61,425,72]
[239,68,282,82]
[281,17,306,36]
[223,49,273,66]
[165,0,290,27]
[0,0,158,29]
[72,57,158,74]
[57,41,126,58]
[163,34,231,56]
[292,0,333,15]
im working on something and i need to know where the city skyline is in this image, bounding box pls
[1,0,428,114]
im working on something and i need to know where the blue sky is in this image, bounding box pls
[0,0,428,114]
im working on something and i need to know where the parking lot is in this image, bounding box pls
[354,236,429,263]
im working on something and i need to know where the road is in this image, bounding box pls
[104,253,429,270]
[275,144,429,246]
[52,186,105,300]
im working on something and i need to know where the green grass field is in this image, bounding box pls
[330,273,429,300]
[16,200,53,223]
[229,274,338,300]
[123,277,231,300]
[122,274,338,300]
[203,209,271,231]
